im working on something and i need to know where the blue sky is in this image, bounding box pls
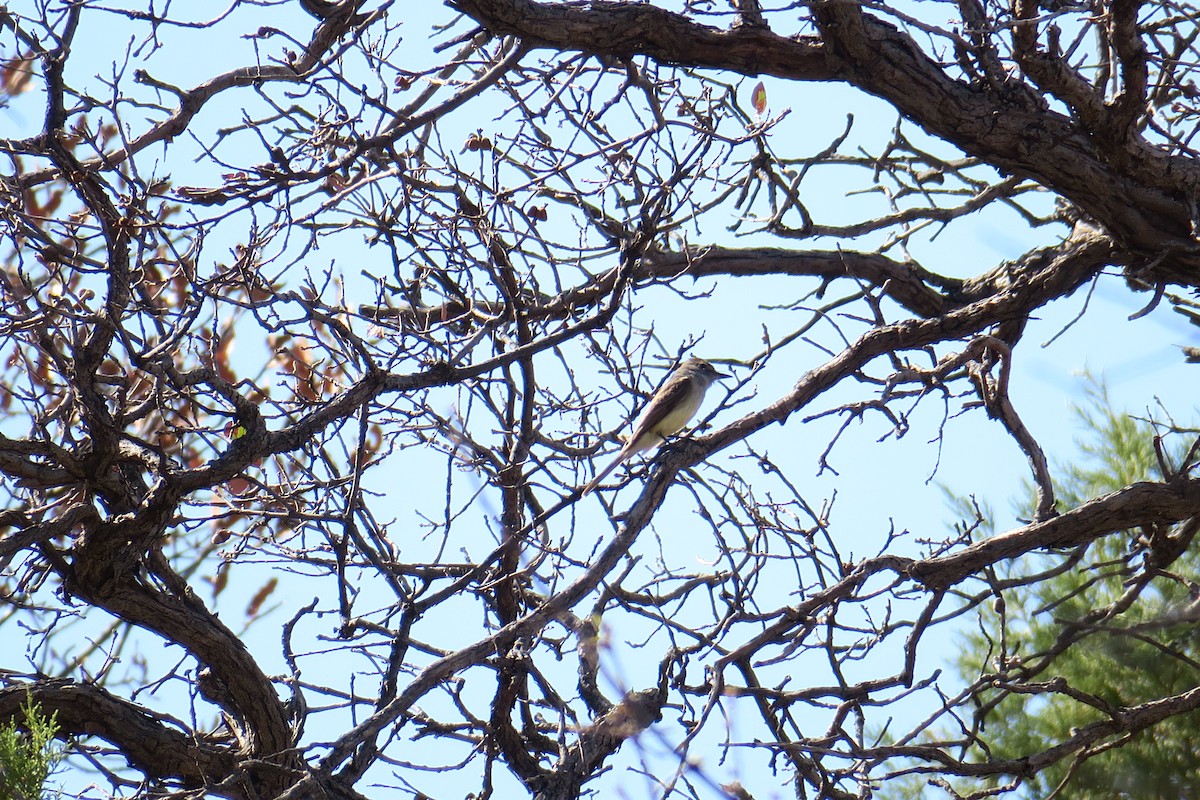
[3,2,1198,798]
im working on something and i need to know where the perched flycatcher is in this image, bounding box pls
[582,358,728,495]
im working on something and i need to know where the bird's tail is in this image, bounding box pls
[581,450,627,496]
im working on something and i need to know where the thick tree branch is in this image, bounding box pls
[911,479,1200,588]
[0,680,237,790]
[455,0,1200,283]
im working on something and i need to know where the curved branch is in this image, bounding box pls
[454,0,1200,282]
[694,224,1111,470]
[911,478,1200,588]
[0,680,237,790]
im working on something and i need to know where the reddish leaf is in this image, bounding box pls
[246,578,278,618]
[751,81,768,115]
[1,52,34,96]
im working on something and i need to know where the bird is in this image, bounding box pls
[582,358,728,495]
